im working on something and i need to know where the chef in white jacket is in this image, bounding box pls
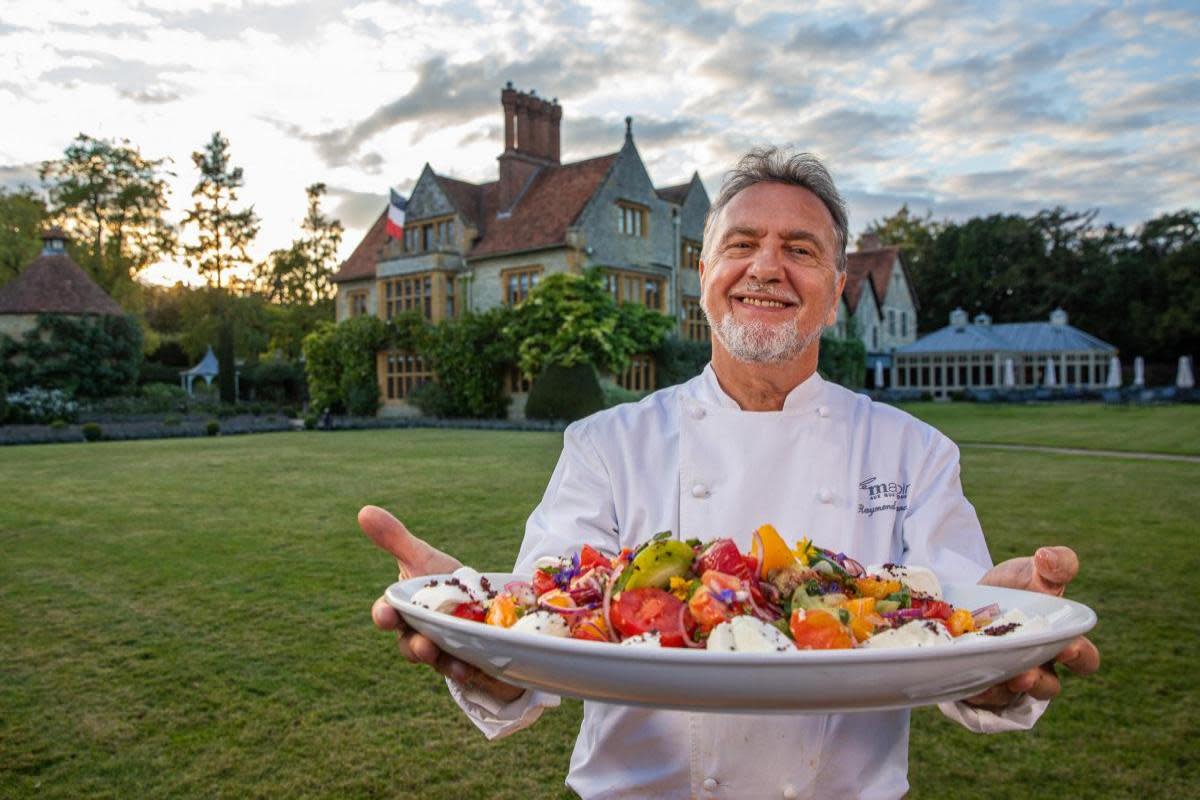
[363,148,1100,799]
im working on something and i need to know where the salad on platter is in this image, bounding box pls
[408,525,1046,653]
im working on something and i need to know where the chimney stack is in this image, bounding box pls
[497,84,562,212]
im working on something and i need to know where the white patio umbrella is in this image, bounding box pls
[1044,356,1057,387]
[1177,356,1195,389]
[1105,356,1122,388]
[874,359,885,388]
[1134,356,1145,387]
[1003,358,1016,388]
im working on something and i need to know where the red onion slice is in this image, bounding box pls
[602,565,622,642]
[678,603,703,648]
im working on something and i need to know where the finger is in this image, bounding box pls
[372,595,405,631]
[965,684,1017,708]
[406,632,443,665]
[1007,666,1060,701]
[1030,546,1079,596]
[358,505,461,576]
[1056,636,1100,676]
[440,655,527,703]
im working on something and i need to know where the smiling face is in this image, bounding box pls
[699,182,846,365]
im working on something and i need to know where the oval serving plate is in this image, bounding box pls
[385,573,1096,714]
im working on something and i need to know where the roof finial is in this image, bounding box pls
[625,116,633,141]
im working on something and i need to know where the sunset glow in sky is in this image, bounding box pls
[1,0,1197,286]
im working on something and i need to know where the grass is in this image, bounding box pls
[899,402,1200,456]
[1,420,1198,798]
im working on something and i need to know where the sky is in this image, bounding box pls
[1,0,1197,286]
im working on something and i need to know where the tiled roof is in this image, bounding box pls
[655,182,691,205]
[434,175,487,228]
[0,251,123,315]
[843,246,899,315]
[897,321,1117,354]
[331,210,389,283]
[468,153,618,259]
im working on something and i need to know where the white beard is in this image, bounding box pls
[707,309,823,364]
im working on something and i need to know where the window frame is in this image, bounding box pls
[681,295,710,342]
[501,265,544,306]
[602,268,665,310]
[616,201,649,238]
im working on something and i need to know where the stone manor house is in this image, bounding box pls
[332,84,920,411]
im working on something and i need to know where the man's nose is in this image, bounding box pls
[746,243,786,283]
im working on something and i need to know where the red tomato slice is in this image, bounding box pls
[610,588,693,647]
[696,539,752,582]
[913,598,953,620]
[579,545,607,572]
[450,602,486,622]
[532,569,558,597]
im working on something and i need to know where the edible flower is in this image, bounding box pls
[669,576,691,601]
[792,536,818,566]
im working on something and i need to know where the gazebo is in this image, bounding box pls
[179,346,219,395]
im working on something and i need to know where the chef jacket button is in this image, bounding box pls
[818,488,833,503]
[782,786,799,800]
[817,405,830,418]
[703,777,718,791]
[691,483,710,499]
[690,406,706,420]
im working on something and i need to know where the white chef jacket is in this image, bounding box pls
[448,366,1048,800]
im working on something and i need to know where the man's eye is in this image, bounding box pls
[790,247,812,256]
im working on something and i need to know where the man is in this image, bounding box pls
[364,148,1100,798]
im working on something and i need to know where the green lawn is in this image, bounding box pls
[1,423,1198,798]
[900,402,1200,456]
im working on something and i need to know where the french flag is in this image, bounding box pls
[386,188,407,239]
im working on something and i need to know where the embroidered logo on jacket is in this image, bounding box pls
[857,475,909,516]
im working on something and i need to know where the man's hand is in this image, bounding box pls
[966,546,1100,708]
[360,505,525,704]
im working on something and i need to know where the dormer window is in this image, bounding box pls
[617,201,648,237]
[403,216,456,254]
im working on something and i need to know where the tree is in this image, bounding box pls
[503,269,674,380]
[0,187,47,286]
[182,132,260,290]
[255,183,343,305]
[38,134,175,302]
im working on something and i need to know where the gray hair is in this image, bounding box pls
[701,147,849,272]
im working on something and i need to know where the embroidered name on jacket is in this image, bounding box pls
[857,476,909,516]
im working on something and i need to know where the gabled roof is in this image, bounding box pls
[434,174,487,228]
[467,152,618,259]
[897,321,1117,355]
[0,250,123,315]
[655,181,691,205]
[332,210,389,283]
[841,245,919,319]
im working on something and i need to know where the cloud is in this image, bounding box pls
[146,0,346,45]
[0,163,44,193]
[325,185,387,230]
[283,50,611,167]
[119,87,181,104]
[42,50,192,98]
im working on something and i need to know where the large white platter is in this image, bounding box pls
[385,573,1096,713]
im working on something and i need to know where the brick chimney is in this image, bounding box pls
[497,83,562,213]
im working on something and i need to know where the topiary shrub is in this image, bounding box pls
[206,420,220,436]
[654,337,711,388]
[82,422,102,442]
[525,363,606,422]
